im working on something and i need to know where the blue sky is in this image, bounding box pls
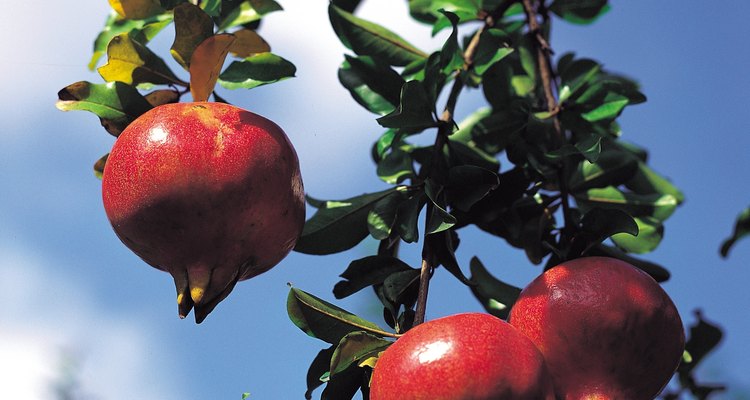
[2,1,750,399]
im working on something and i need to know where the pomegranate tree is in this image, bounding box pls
[369,313,555,400]
[508,257,685,399]
[102,102,305,323]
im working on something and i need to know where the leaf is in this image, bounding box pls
[93,153,109,179]
[330,332,391,376]
[320,361,366,400]
[190,34,236,102]
[447,140,500,172]
[333,256,415,299]
[581,94,629,122]
[558,57,601,102]
[575,186,678,221]
[89,11,173,70]
[218,52,297,90]
[472,29,514,76]
[437,10,463,74]
[408,0,481,26]
[144,88,180,106]
[720,206,750,258]
[287,288,393,345]
[550,0,610,25]
[294,188,397,255]
[329,4,427,66]
[570,207,638,256]
[98,33,185,86]
[447,165,500,212]
[305,346,335,400]
[108,0,165,20]
[229,29,271,58]
[469,257,521,319]
[611,216,663,254]
[425,230,472,285]
[367,191,406,239]
[587,244,670,282]
[218,0,282,31]
[424,180,456,234]
[56,81,153,136]
[376,148,415,185]
[376,80,436,130]
[546,133,602,163]
[338,56,404,115]
[395,193,425,243]
[170,2,214,69]
[568,148,638,192]
[680,310,723,375]
[382,269,421,306]
[625,160,685,203]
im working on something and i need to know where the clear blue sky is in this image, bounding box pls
[2,1,750,399]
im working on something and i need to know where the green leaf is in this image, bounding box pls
[611,216,663,254]
[680,310,723,375]
[575,186,678,221]
[218,0,282,31]
[568,148,638,192]
[571,207,638,256]
[329,4,427,66]
[550,0,610,25]
[382,269,421,305]
[376,80,436,130]
[472,29,514,76]
[294,188,397,255]
[625,160,685,203]
[56,81,153,136]
[89,11,173,70]
[338,56,404,115]
[218,52,296,89]
[93,153,109,179]
[305,346,335,400]
[469,257,521,319]
[424,180,456,234]
[170,2,214,69]
[98,33,185,86]
[395,193,425,243]
[447,165,500,212]
[425,230,473,285]
[447,139,500,172]
[437,10,464,74]
[558,57,601,102]
[377,147,415,185]
[587,244,670,282]
[367,191,407,239]
[287,288,393,345]
[545,133,602,163]
[581,94,629,122]
[720,206,750,258]
[330,332,391,376]
[333,256,415,299]
[408,0,481,27]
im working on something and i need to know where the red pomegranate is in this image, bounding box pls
[102,102,305,323]
[508,256,684,399]
[370,312,555,400]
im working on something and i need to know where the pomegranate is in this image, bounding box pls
[370,313,555,400]
[508,256,684,399]
[102,102,305,323]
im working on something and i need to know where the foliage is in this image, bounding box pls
[58,0,727,399]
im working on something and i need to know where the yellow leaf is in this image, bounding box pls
[108,0,164,20]
[98,34,184,86]
[229,29,271,58]
[190,34,236,102]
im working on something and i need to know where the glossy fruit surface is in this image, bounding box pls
[102,102,305,323]
[370,312,555,400]
[508,256,684,400]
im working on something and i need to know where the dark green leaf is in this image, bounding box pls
[374,129,397,159]
[472,28,514,76]
[438,10,464,74]
[720,206,750,258]
[575,186,678,221]
[333,256,416,299]
[56,81,153,136]
[294,188,397,255]
[395,193,425,243]
[611,216,663,254]
[424,180,456,234]
[170,3,214,69]
[680,310,723,375]
[98,33,185,86]
[558,57,601,102]
[408,0,482,28]
[376,80,436,130]
[447,165,500,211]
[368,191,407,239]
[330,332,391,376]
[587,244,670,282]
[338,56,404,115]
[320,360,367,400]
[218,0,282,31]
[546,133,602,163]
[329,4,427,66]
[581,94,629,122]
[305,346,335,400]
[218,52,296,89]
[93,153,109,179]
[550,0,610,25]
[382,269,421,305]
[568,148,638,192]
[376,148,415,184]
[447,140,501,172]
[425,230,473,285]
[625,161,685,203]
[287,288,393,345]
[571,207,638,256]
[469,257,521,319]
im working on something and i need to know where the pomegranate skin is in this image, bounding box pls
[102,102,305,323]
[370,313,555,400]
[508,256,685,400]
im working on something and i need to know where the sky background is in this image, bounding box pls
[2,1,750,399]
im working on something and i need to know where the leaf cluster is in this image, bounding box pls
[56,0,297,176]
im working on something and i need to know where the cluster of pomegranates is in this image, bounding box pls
[370,256,685,400]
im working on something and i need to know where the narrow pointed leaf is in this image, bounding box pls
[473,29,514,76]
[56,81,153,136]
[575,186,678,221]
[469,257,521,319]
[98,33,184,86]
[330,332,391,376]
[287,288,393,344]
[170,2,214,69]
[218,52,296,90]
[329,4,427,66]
[720,206,750,258]
[218,0,282,31]
[305,347,335,400]
[190,34,235,101]
[333,256,415,299]
[93,153,109,180]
